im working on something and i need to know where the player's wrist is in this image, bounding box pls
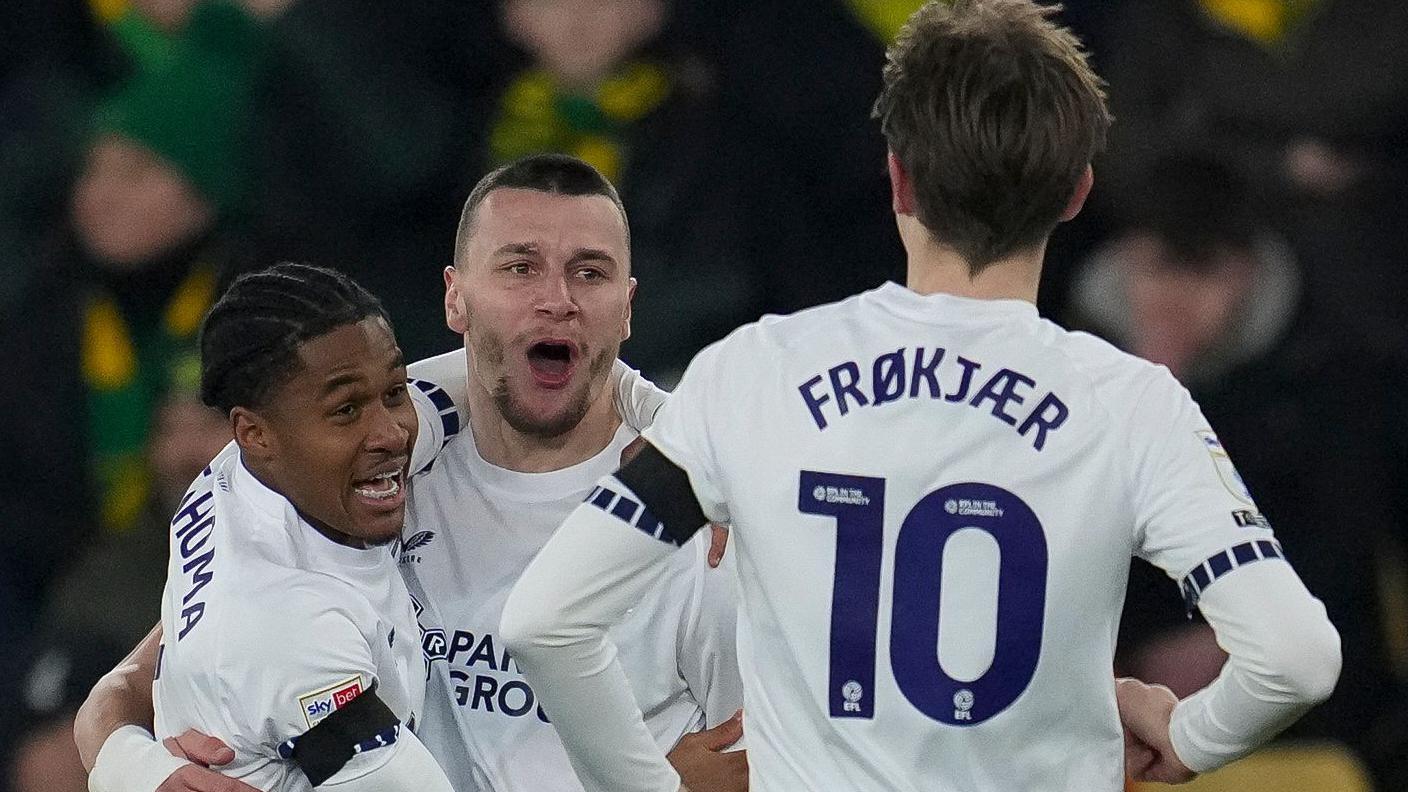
[89,725,190,792]
[1166,696,1215,775]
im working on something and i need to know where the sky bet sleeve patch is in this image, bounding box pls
[298,674,365,729]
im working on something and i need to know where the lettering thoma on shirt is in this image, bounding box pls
[153,442,426,792]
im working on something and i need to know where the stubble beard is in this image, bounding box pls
[490,345,615,439]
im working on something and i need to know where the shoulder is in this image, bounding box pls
[407,349,462,385]
[1033,320,1182,420]
[752,292,873,350]
[684,292,870,376]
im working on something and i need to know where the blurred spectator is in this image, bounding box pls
[710,0,906,318]
[1073,155,1408,788]
[39,388,232,646]
[245,0,508,360]
[0,0,264,658]
[1101,0,1408,357]
[0,0,124,314]
[479,0,773,382]
[2,635,127,792]
[696,0,1108,326]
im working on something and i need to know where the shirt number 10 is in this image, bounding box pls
[798,471,1048,726]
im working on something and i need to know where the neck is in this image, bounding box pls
[464,364,622,474]
[900,216,1044,303]
[240,454,368,549]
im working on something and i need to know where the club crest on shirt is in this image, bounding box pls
[1196,430,1255,505]
[396,531,436,564]
[298,674,364,728]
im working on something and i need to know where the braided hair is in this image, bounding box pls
[199,263,394,414]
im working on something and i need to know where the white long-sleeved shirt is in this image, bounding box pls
[502,283,1340,792]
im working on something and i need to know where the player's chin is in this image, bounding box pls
[346,487,408,544]
[348,505,406,547]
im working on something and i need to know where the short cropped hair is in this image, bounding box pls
[199,263,393,414]
[454,154,629,266]
[873,0,1112,274]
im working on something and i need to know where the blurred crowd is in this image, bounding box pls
[1,1,1404,790]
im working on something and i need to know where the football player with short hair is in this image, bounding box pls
[500,2,1342,791]
[84,263,456,792]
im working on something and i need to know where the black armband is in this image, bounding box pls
[610,443,710,547]
[278,682,401,786]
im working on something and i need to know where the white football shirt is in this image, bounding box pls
[640,282,1305,790]
[151,442,427,792]
[501,281,1335,792]
[398,363,742,792]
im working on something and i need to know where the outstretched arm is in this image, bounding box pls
[76,625,258,792]
[502,443,712,792]
[76,624,161,770]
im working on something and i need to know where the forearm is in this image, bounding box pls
[501,496,682,792]
[1168,563,1341,771]
[75,624,162,770]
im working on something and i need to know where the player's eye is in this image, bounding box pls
[332,402,360,421]
[575,267,606,281]
[505,261,533,275]
[384,383,408,405]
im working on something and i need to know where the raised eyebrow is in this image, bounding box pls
[320,371,366,396]
[568,249,618,267]
[494,242,540,256]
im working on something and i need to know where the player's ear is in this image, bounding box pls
[444,266,468,335]
[887,151,917,217]
[1060,165,1095,222]
[231,407,273,459]
[621,276,637,342]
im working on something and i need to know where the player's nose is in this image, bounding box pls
[363,402,411,453]
[533,274,579,320]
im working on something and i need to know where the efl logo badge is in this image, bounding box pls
[1196,430,1255,505]
[298,675,364,728]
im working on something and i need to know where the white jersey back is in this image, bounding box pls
[398,378,743,792]
[153,443,425,792]
[642,282,1279,791]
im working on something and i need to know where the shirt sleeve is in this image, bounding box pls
[1130,370,1277,595]
[217,586,403,782]
[315,726,455,792]
[406,352,465,476]
[1167,562,1341,771]
[613,359,670,433]
[1126,370,1341,771]
[675,535,745,733]
[500,476,689,792]
[640,336,736,524]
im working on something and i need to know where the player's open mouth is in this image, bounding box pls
[526,340,577,388]
[352,470,405,506]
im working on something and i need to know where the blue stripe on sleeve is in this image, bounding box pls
[583,484,678,546]
[1181,540,1285,615]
